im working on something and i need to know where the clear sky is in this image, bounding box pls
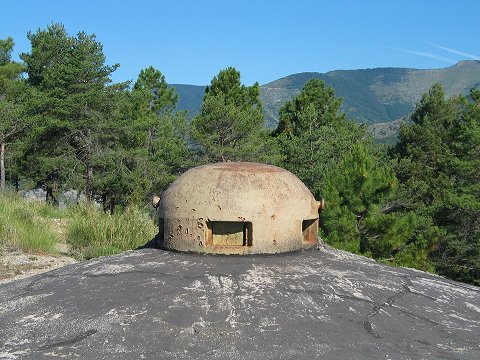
[2,0,479,86]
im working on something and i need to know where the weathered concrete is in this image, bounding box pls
[0,245,479,359]
[158,162,321,254]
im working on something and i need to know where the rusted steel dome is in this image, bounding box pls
[156,162,323,254]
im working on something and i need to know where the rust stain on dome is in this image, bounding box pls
[155,162,323,255]
[205,162,285,173]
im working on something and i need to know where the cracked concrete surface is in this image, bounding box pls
[0,245,479,359]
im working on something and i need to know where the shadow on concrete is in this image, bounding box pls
[135,234,160,250]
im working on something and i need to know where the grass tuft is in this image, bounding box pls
[0,193,58,254]
[0,192,157,260]
[66,205,156,259]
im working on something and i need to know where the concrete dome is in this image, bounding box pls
[156,162,322,254]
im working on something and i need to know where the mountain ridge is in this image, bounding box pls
[171,60,480,132]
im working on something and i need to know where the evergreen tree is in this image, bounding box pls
[394,84,480,284]
[322,143,439,270]
[20,23,123,203]
[275,78,365,199]
[132,66,178,114]
[275,78,345,136]
[191,67,280,163]
[92,66,190,212]
[0,37,26,192]
[127,66,190,203]
[275,78,437,270]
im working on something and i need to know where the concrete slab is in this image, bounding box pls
[0,245,479,359]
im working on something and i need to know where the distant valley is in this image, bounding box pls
[171,60,480,140]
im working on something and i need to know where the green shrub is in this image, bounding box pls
[0,193,58,254]
[82,245,122,260]
[35,202,65,219]
[0,192,157,259]
[66,205,156,259]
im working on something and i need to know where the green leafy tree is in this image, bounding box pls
[20,23,123,203]
[322,143,439,270]
[394,84,480,284]
[131,66,178,114]
[0,37,26,192]
[191,67,280,163]
[275,78,365,198]
[275,78,437,270]
[94,66,190,212]
[275,78,345,135]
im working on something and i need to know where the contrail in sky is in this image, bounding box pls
[385,46,455,63]
[406,50,454,63]
[424,41,480,60]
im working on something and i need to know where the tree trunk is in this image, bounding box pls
[102,194,107,213]
[0,143,5,192]
[46,186,54,203]
[46,183,59,207]
[109,200,115,215]
[86,166,94,202]
[83,129,95,203]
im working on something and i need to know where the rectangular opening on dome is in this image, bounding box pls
[302,218,318,244]
[207,221,252,246]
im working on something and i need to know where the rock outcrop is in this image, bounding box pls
[0,245,479,359]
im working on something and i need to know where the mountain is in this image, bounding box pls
[170,84,205,119]
[171,60,480,132]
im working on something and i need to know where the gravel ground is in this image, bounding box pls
[0,251,77,284]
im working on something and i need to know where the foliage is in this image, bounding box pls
[132,66,178,114]
[321,144,439,271]
[0,37,27,192]
[0,37,24,92]
[276,79,440,272]
[393,84,480,284]
[275,79,365,198]
[275,78,345,135]
[66,204,156,260]
[119,66,191,206]
[191,67,281,163]
[75,65,192,212]
[19,23,124,203]
[321,144,395,248]
[0,192,58,254]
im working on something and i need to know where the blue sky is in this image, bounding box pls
[2,0,479,85]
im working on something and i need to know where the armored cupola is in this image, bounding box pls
[154,162,324,254]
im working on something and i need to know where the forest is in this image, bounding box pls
[1,24,479,285]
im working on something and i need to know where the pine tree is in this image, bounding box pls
[94,66,191,211]
[322,143,439,270]
[275,78,365,199]
[191,67,280,163]
[275,78,437,271]
[394,83,480,284]
[20,23,124,203]
[0,37,26,192]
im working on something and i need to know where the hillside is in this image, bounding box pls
[171,60,480,130]
[169,84,205,118]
